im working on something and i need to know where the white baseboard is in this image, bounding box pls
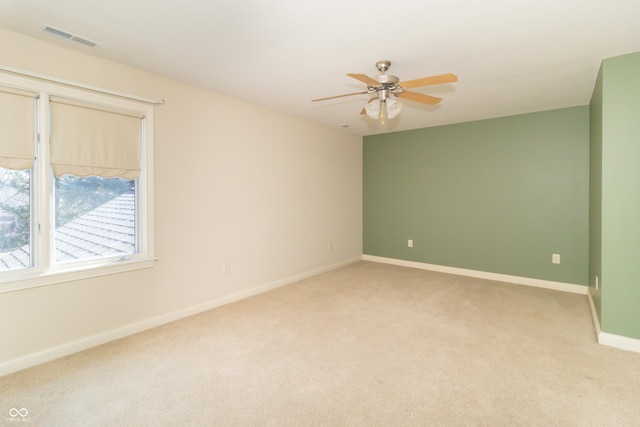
[598,332,640,353]
[0,256,361,377]
[587,289,640,353]
[587,289,602,337]
[362,254,588,295]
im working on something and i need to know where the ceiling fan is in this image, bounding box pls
[311,60,458,125]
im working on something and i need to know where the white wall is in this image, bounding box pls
[0,28,362,372]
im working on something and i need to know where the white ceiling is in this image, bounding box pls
[1,0,640,136]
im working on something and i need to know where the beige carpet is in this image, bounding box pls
[2,261,640,426]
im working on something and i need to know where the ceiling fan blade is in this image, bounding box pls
[399,73,458,89]
[347,73,380,86]
[311,91,368,102]
[397,91,442,105]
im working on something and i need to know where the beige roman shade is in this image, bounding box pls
[50,97,143,179]
[0,86,37,170]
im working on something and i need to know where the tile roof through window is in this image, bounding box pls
[0,191,135,272]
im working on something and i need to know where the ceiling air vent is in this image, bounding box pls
[42,25,100,48]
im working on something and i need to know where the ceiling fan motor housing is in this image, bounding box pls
[376,74,400,85]
[372,60,401,97]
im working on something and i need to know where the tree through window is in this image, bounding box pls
[0,168,31,271]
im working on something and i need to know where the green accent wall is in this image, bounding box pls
[592,52,640,339]
[364,107,589,285]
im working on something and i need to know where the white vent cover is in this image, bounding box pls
[42,25,100,48]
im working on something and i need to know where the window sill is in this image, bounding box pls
[0,257,157,294]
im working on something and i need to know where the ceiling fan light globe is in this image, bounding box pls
[387,98,402,119]
[364,99,380,119]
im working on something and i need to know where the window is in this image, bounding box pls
[0,167,31,271]
[0,72,155,292]
[54,175,136,264]
[0,85,36,274]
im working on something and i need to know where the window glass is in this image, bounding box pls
[0,167,31,271]
[54,175,136,264]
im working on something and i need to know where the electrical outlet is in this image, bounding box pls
[408,239,413,248]
[596,275,599,291]
[328,241,333,250]
[223,263,231,275]
[552,254,560,264]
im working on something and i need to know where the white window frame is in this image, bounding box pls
[0,72,156,294]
